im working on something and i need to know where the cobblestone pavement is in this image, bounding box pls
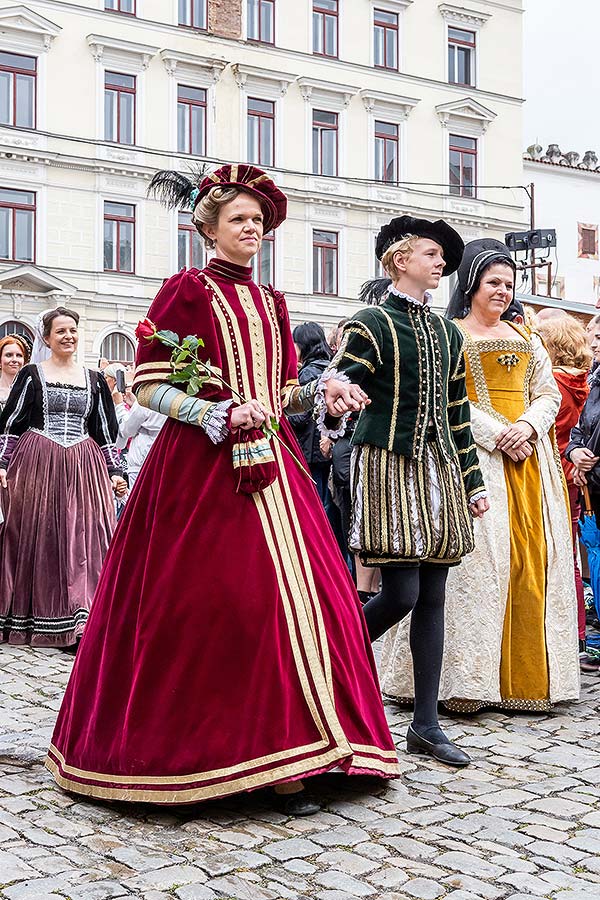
[1,645,600,900]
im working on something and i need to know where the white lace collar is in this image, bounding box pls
[388,285,432,308]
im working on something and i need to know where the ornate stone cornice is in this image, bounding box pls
[87,34,159,70]
[232,63,297,97]
[438,3,491,27]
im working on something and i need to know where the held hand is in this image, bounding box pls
[319,436,333,458]
[230,399,272,432]
[111,475,128,498]
[495,421,535,453]
[470,497,490,518]
[503,441,534,462]
[0,468,6,489]
[570,446,599,473]
[324,378,370,417]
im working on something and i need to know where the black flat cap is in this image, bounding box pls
[375,215,464,276]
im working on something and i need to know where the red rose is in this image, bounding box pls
[135,317,156,341]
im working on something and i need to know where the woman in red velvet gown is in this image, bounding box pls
[46,164,400,814]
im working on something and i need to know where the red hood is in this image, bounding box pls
[554,369,590,407]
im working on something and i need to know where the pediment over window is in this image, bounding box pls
[435,97,496,135]
[360,89,419,121]
[233,64,297,98]
[0,5,61,53]
[297,77,358,109]
[87,34,159,71]
[161,50,228,85]
[0,264,77,296]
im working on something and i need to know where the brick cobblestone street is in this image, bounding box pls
[1,645,599,900]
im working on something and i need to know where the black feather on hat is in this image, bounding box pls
[375,215,464,276]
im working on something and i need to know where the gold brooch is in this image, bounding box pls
[497,353,520,373]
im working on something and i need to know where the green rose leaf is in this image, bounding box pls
[156,329,180,346]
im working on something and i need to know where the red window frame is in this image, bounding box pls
[178,0,208,30]
[105,71,136,145]
[0,51,37,129]
[448,27,476,86]
[374,8,398,71]
[313,0,338,58]
[177,84,207,156]
[313,230,338,296]
[374,120,399,183]
[177,212,204,269]
[247,97,275,167]
[248,0,275,44]
[0,188,36,263]
[449,135,477,198]
[104,0,136,15]
[104,202,135,274]
[252,232,275,284]
[312,109,338,176]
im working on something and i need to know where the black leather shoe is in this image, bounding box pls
[276,789,321,817]
[406,725,471,767]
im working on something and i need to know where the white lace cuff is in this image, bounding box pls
[468,490,488,505]
[314,368,351,439]
[200,399,234,445]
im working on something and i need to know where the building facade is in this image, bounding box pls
[523,145,600,313]
[0,0,525,364]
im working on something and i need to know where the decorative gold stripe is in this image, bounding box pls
[46,745,349,804]
[343,353,375,373]
[253,488,341,745]
[377,308,400,451]
[264,443,335,699]
[169,392,186,419]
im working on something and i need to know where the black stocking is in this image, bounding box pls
[362,563,449,736]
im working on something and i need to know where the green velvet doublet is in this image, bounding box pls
[334,292,485,565]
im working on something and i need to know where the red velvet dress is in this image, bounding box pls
[46,259,400,804]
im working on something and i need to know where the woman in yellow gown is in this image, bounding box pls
[379,239,580,711]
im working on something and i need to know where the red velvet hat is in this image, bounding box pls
[197,164,287,233]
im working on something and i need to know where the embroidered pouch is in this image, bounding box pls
[231,428,277,494]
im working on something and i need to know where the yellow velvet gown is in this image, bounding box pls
[463,338,549,704]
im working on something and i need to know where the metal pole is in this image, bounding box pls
[529,182,537,295]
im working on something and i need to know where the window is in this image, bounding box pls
[248,0,275,43]
[312,110,338,176]
[375,121,399,183]
[313,230,338,295]
[0,321,34,341]
[101,332,135,364]
[178,213,205,270]
[105,0,135,13]
[0,188,35,263]
[104,72,135,145]
[104,202,135,273]
[374,9,398,70]
[0,51,36,129]
[177,85,207,156]
[449,135,477,198]
[252,232,274,284]
[578,223,598,260]
[313,0,338,58]
[247,97,274,167]
[448,27,476,86]
[178,0,208,29]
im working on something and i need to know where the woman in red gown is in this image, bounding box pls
[47,164,400,814]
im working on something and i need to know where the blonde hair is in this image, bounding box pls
[192,186,242,250]
[538,315,593,370]
[381,234,420,279]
